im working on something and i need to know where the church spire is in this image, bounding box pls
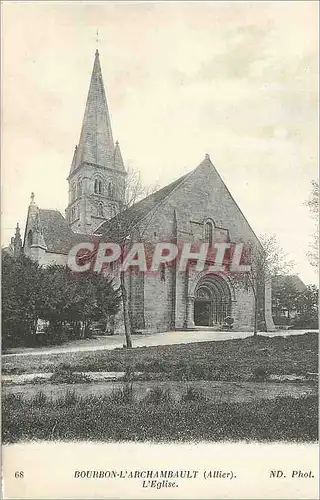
[72,50,115,172]
[66,50,126,234]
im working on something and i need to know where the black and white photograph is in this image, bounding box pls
[1,1,319,498]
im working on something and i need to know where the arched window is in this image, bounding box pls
[108,182,114,198]
[27,230,33,246]
[77,179,82,197]
[71,207,76,220]
[98,203,104,216]
[71,182,76,201]
[205,221,213,247]
[94,179,103,194]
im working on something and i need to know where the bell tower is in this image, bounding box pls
[66,50,126,234]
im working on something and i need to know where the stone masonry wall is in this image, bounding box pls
[132,159,266,332]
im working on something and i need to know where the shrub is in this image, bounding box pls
[31,391,48,406]
[251,367,269,381]
[109,383,135,404]
[290,315,319,330]
[180,386,207,403]
[57,390,80,407]
[122,365,135,382]
[143,386,173,405]
[50,364,90,384]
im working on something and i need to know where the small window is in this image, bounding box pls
[108,182,114,198]
[77,179,82,196]
[98,203,104,216]
[71,182,76,201]
[71,207,76,220]
[94,179,103,194]
[27,230,33,246]
[204,221,213,247]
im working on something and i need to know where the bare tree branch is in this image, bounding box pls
[233,234,295,335]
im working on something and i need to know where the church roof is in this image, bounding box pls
[69,50,117,175]
[272,275,307,293]
[95,171,191,241]
[95,153,263,249]
[39,209,96,254]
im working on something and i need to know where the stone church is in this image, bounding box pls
[8,50,275,333]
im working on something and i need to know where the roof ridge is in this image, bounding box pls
[134,169,197,231]
[205,157,263,250]
[39,208,64,213]
[95,159,208,239]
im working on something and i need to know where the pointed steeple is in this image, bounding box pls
[70,145,77,173]
[73,50,115,171]
[29,192,38,217]
[113,140,125,171]
[66,51,126,234]
[13,223,22,258]
[15,222,21,237]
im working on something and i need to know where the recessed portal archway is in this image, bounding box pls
[194,274,231,326]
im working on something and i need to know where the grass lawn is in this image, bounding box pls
[3,379,317,404]
[2,332,318,382]
[3,333,318,443]
[2,389,318,443]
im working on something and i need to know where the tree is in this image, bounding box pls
[2,253,43,347]
[89,165,158,348]
[272,276,301,323]
[119,167,159,345]
[2,255,121,348]
[81,270,121,332]
[305,180,319,270]
[292,284,319,329]
[39,265,121,337]
[233,234,294,336]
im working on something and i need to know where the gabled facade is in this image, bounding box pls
[97,154,275,333]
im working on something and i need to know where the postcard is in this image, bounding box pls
[1,1,318,499]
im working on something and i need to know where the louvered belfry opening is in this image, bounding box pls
[194,274,231,326]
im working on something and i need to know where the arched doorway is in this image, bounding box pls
[194,275,231,326]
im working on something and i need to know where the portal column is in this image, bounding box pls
[185,295,195,329]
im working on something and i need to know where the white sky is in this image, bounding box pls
[1,1,319,284]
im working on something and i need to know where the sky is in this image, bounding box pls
[1,1,318,284]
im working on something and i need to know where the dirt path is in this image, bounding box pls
[3,329,317,358]
[3,380,317,404]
